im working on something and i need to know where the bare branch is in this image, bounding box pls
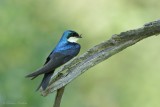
[53,87,65,107]
[42,19,160,96]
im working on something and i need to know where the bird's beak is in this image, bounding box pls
[78,34,82,38]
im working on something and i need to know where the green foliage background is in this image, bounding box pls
[0,0,160,107]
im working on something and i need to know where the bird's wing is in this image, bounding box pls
[44,51,53,65]
[26,52,67,78]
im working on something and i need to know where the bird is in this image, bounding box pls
[26,30,82,91]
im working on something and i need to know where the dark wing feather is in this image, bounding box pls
[44,51,53,65]
[26,52,67,78]
[30,53,52,80]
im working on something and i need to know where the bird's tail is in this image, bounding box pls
[25,69,44,79]
[36,71,54,91]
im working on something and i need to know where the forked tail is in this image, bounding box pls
[36,71,54,91]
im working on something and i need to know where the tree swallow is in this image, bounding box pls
[26,30,82,91]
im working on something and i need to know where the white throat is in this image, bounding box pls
[67,37,79,43]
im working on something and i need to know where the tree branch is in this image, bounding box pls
[41,19,160,96]
[53,86,65,107]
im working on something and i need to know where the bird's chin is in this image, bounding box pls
[67,37,79,43]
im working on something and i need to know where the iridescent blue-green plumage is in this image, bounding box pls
[26,30,81,91]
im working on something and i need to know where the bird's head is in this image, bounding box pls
[62,30,82,43]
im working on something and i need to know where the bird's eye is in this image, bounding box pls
[71,33,74,36]
[70,33,75,37]
[72,32,78,37]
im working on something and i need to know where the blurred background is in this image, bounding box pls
[0,0,160,107]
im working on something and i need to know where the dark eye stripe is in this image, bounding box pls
[67,31,79,39]
[72,32,79,37]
